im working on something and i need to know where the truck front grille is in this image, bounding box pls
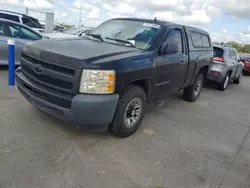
[20,53,80,94]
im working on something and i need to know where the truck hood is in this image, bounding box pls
[23,38,140,68]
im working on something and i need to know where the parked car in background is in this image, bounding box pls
[207,45,244,91]
[44,27,93,38]
[0,18,44,65]
[16,18,213,137]
[243,58,250,74]
[53,23,65,32]
[0,9,45,33]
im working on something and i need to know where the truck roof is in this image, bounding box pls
[111,17,210,35]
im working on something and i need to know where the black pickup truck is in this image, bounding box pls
[16,18,213,137]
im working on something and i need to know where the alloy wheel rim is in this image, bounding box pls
[224,76,229,89]
[124,98,142,128]
[194,79,202,96]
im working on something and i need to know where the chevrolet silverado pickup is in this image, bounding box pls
[16,18,213,137]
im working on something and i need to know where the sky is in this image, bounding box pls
[1,0,250,44]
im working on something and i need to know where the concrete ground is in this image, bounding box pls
[0,68,250,188]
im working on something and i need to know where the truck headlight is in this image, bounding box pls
[79,70,115,94]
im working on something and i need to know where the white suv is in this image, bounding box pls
[0,10,45,33]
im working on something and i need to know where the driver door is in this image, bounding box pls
[154,27,188,95]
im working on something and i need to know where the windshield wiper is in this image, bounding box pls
[105,37,135,47]
[86,33,104,42]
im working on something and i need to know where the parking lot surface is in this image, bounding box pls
[0,68,250,188]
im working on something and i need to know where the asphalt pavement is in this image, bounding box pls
[0,68,250,188]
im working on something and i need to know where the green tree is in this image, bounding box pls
[242,44,250,53]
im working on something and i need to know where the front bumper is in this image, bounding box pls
[16,68,119,132]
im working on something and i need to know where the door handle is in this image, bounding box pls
[180,60,185,64]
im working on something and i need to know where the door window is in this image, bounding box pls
[230,49,236,60]
[236,51,240,63]
[8,22,42,40]
[165,29,183,54]
[0,21,4,36]
[22,17,39,28]
[191,32,202,47]
[0,21,12,37]
[201,34,210,47]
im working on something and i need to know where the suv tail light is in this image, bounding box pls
[213,57,224,62]
[211,71,220,76]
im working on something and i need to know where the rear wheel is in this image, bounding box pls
[109,84,146,138]
[218,73,229,91]
[183,73,204,102]
[233,72,242,84]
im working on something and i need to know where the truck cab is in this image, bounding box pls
[16,18,213,137]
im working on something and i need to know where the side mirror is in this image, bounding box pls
[80,32,86,37]
[160,42,178,56]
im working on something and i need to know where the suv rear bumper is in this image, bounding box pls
[206,73,224,83]
[16,68,119,132]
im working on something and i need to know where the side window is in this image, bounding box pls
[8,23,42,40]
[236,51,240,61]
[191,32,202,47]
[165,29,183,54]
[22,17,38,28]
[0,21,4,36]
[201,34,210,47]
[0,21,12,37]
[20,27,42,40]
[0,13,19,22]
[230,49,236,60]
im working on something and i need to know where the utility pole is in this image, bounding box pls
[79,0,82,27]
[26,7,28,15]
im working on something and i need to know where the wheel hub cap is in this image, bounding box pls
[194,80,202,96]
[124,98,142,128]
[224,76,229,88]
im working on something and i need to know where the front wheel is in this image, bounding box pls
[109,85,146,138]
[183,73,204,102]
[233,72,242,84]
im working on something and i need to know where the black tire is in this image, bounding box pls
[183,73,204,102]
[217,73,230,91]
[109,84,146,138]
[233,72,242,84]
[242,69,250,75]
